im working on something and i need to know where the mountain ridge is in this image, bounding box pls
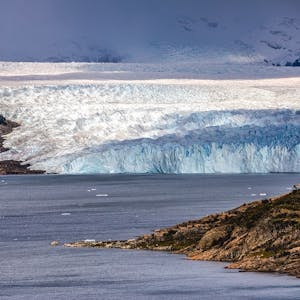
[0,1,300,65]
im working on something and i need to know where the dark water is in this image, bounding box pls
[1,173,300,300]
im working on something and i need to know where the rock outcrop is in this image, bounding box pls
[65,190,300,278]
[0,115,44,174]
[285,58,300,67]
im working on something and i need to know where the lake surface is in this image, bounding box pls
[1,173,300,300]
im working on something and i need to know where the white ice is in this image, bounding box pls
[0,62,299,174]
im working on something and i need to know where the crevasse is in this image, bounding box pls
[0,80,299,174]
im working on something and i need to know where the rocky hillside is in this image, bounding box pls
[65,189,300,278]
[0,115,44,174]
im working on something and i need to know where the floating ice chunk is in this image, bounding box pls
[251,193,257,196]
[61,212,71,216]
[1,180,5,183]
[84,239,96,243]
[259,193,267,196]
[91,188,97,191]
[87,189,91,192]
[286,187,292,190]
[96,194,108,197]
[247,187,252,190]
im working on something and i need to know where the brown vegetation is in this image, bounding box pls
[65,190,300,278]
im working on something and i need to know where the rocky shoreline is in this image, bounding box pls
[65,189,300,278]
[0,115,44,175]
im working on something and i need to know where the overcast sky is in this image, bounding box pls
[0,0,299,61]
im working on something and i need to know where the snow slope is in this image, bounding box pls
[0,0,300,65]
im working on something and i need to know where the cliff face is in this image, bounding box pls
[65,190,300,278]
[0,116,44,175]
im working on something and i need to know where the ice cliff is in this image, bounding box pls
[49,111,300,174]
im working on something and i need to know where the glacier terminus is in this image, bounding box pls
[0,62,299,174]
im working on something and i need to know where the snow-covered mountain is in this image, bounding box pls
[0,0,300,65]
[0,1,299,174]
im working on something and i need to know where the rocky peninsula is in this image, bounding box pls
[65,189,300,278]
[0,115,44,175]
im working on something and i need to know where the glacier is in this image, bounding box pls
[0,67,299,174]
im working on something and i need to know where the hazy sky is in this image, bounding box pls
[0,0,299,61]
